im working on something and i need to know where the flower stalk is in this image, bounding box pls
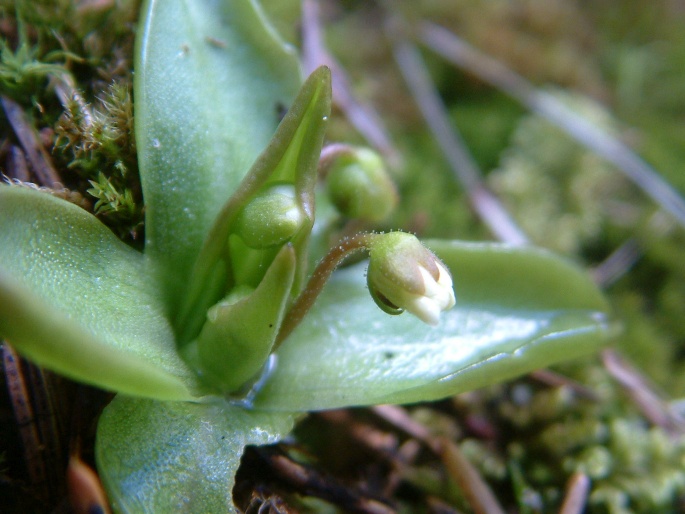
[274,232,456,349]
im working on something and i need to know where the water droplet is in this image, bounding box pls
[151,138,161,149]
[322,116,328,121]
[182,206,196,220]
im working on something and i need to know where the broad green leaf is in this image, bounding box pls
[96,395,297,513]
[0,187,200,400]
[177,67,331,340]
[136,0,301,306]
[253,241,612,410]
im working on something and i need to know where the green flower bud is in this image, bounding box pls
[324,147,398,222]
[367,232,456,325]
[234,184,305,248]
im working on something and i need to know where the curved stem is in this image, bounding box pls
[317,143,356,179]
[274,233,377,349]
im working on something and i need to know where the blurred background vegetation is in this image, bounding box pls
[1,0,685,512]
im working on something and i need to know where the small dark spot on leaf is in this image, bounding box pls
[269,324,273,328]
[384,351,395,360]
[205,36,227,48]
[275,102,288,122]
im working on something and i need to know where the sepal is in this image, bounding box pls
[187,245,296,393]
[177,66,331,343]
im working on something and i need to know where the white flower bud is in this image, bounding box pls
[367,232,456,325]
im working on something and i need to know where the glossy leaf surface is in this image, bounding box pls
[253,241,611,410]
[96,395,297,513]
[194,245,296,392]
[177,67,331,340]
[136,0,301,305]
[0,187,199,399]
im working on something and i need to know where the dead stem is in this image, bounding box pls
[254,446,396,514]
[603,349,685,435]
[591,238,642,287]
[558,473,591,514]
[373,405,507,514]
[1,95,61,187]
[592,210,676,286]
[418,21,685,229]
[530,369,601,401]
[2,344,49,501]
[301,0,401,168]
[436,436,507,514]
[383,16,529,246]
[7,145,30,181]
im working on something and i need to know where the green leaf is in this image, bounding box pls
[253,241,612,410]
[0,187,200,400]
[135,0,301,306]
[193,245,296,393]
[177,67,331,340]
[96,395,297,513]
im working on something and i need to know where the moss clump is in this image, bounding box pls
[1,0,143,242]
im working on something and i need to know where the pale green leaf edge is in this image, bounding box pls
[136,0,302,305]
[177,67,332,339]
[0,187,199,400]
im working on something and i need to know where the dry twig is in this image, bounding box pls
[418,22,685,230]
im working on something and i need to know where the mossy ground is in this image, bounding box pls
[2,1,685,512]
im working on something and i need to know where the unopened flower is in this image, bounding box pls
[366,232,456,325]
[319,145,398,222]
[234,184,305,248]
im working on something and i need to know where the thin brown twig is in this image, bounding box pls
[418,21,685,230]
[602,349,685,434]
[372,405,507,514]
[301,0,401,168]
[255,446,396,514]
[558,473,591,514]
[1,95,61,187]
[383,16,529,246]
[314,410,423,500]
[2,344,49,501]
[7,144,31,181]
[372,404,434,446]
[530,369,600,401]
[592,210,676,287]
[591,238,642,287]
[436,436,506,514]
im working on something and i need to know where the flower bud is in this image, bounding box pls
[367,232,455,325]
[234,184,305,248]
[324,147,398,222]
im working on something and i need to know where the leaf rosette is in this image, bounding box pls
[0,0,612,511]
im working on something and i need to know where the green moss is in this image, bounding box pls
[450,369,685,513]
[1,0,143,242]
[488,91,644,255]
